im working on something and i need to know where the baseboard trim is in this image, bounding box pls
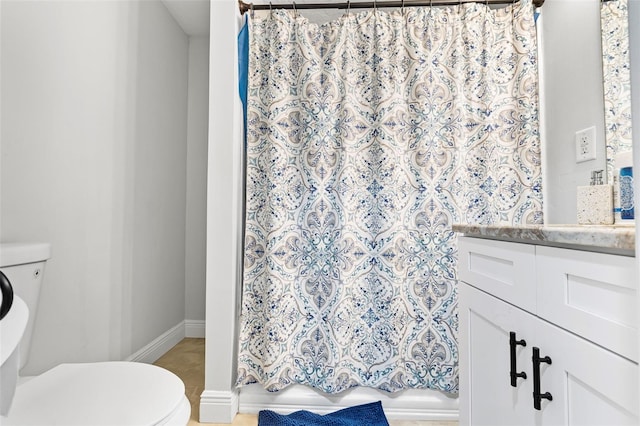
[185,319,206,338]
[238,384,459,421]
[126,321,185,364]
[200,389,239,423]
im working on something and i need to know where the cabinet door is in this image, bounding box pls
[536,246,637,362]
[533,318,639,426]
[459,283,535,426]
[458,236,537,313]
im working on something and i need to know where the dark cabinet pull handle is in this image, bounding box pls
[532,347,553,410]
[0,271,14,321]
[509,331,527,387]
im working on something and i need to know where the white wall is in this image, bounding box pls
[201,0,242,422]
[539,0,608,224]
[129,0,189,356]
[1,0,189,373]
[185,36,210,326]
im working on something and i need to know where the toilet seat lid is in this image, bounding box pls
[6,362,186,426]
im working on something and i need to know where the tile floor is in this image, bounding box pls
[154,338,458,426]
[153,338,205,425]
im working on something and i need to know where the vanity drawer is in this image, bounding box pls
[458,237,537,314]
[536,246,637,361]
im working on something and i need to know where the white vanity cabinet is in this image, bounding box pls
[458,236,638,426]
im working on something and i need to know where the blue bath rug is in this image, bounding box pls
[258,401,389,426]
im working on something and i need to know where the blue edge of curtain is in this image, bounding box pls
[239,15,249,147]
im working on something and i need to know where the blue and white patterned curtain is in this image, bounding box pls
[601,0,632,182]
[238,0,542,394]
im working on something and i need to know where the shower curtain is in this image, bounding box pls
[237,0,542,394]
[601,0,632,182]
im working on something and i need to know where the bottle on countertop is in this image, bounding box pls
[613,151,634,223]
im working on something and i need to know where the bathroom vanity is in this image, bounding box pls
[454,224,638,425]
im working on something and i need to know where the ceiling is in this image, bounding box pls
[161,0,211,36]
[159,0,390,34]
[161,0,354,33]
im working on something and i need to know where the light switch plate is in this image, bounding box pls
[575,126,597,163]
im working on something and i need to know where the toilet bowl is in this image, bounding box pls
[5,361,191,425]
[0,243,191,425]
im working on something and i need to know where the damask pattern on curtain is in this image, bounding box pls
[601,0,632,182]
[238,0,542,394]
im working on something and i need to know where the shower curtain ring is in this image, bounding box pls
[346,0,350,16]
[373,0,377,12]
[401,0,405,15]
[250,2,254,18]
[269,1,273,18]
[293,1,298,16]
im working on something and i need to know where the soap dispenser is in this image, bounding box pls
[577,170,614,225]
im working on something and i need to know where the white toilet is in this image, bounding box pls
[0,243,191,425]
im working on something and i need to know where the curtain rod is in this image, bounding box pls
[238,0,544,15]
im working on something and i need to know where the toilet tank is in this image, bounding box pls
[0,243,51,371]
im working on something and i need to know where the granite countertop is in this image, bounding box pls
[452,223,636,256]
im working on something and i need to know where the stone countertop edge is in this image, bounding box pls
[451,224,636,255]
